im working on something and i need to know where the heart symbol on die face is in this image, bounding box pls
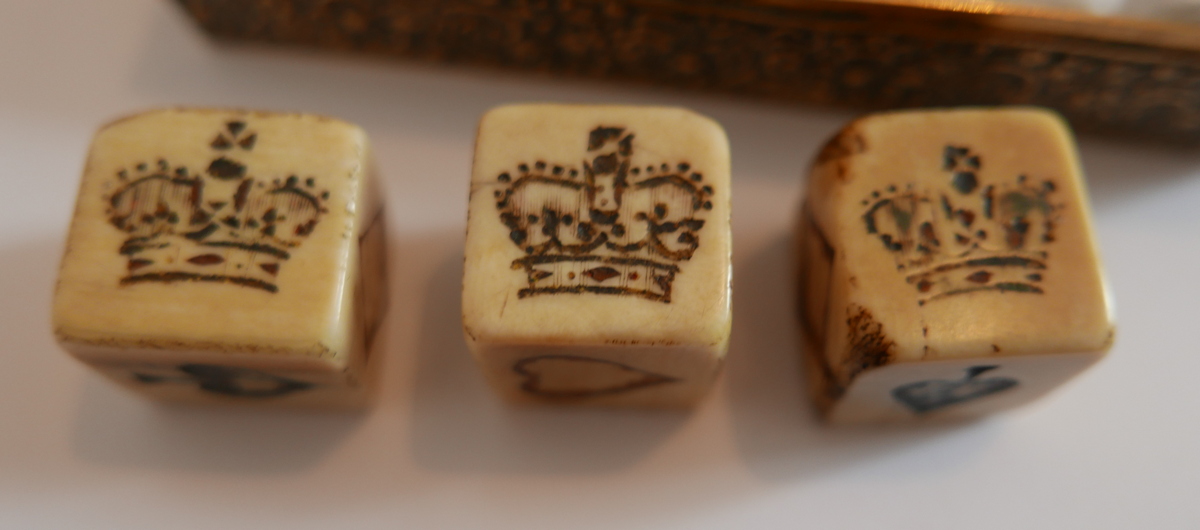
[892,365,1018,415]
[513,355,678,399]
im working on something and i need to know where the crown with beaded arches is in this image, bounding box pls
[860,144,1063,305]
[491,126,715,303]
[103,120,329,293]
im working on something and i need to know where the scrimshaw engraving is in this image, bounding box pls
[104,120,329,293]
[493,126,714,303]
[513,354,679,398]
[862,145,1061,305]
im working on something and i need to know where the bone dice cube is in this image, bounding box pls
[463,104,732,407]
[53,108,387,408]
[797,107,1115,422]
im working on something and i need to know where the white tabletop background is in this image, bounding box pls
[2,1,1198,528]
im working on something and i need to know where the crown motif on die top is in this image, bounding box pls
[492,126,715,303]
[104,120,329,293]
[862,145,1063,306]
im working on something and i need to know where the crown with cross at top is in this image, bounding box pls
[103,120,329,293]
[860,144,1063,305]
[491,126,715,303]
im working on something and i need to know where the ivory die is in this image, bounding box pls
[462,104,732,407]
[798,108,1115,422]
[53,109,387,408]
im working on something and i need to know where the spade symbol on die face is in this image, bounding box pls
[892,365,1018,415]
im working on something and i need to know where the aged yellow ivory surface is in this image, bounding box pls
[463,104,732,407]
[53,108,387,408]
[798,107,1114,422]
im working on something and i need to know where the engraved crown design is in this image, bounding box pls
[104,120,329,293]
[493,126,715,303]
[862,145,1062,305]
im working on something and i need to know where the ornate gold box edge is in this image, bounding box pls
[175,0,1200,144]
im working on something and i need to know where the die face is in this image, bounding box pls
[463,104,732,406]
[801,107,1114,420]
[53,109,383,404]
[463,104,732,348]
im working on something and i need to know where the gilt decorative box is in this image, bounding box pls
[176,0,1200,143]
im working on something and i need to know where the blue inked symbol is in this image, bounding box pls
[892,365,1018,414]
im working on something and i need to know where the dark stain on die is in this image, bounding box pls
[892,365,1018,415]
[805,305,894,415]
[815,127,867,165]
[132,363,314,398]
[844,305,894,382]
